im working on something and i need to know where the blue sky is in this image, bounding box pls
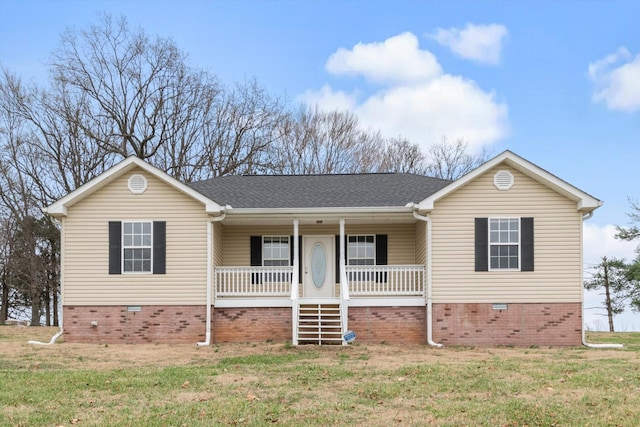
[1,0,639,330]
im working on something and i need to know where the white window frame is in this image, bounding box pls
[488,217,521,271]
[262,236,290,267]
[122,221,153,274]
[347,234,376,266]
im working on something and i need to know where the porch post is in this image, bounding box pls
[292,219,299,346]
[292,219,299,296]
[339,219,349,345]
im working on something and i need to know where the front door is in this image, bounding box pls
[303,236,334,298]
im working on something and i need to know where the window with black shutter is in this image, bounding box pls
[108,221,166,274]
[475,217,534,272]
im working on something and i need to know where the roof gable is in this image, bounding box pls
[44,157,223,217]
[417,150,602,212]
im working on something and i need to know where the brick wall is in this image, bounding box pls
[213,307,291,343]
[347,306,426,344]
[63,305,206,344]
[63,303,582,346]
[432,303,582,346]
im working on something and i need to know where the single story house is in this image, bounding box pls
[44,150,601,346]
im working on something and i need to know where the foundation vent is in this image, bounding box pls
[493,170,514,191]
[128,174,147,194]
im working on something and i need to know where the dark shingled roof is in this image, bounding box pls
[188,173,452,209]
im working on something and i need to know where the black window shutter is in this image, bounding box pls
[521,217,534,271]
[375,235,388,265]
[375,235,388,283]
[250,236,262,284]
[250,236,262,266]
[153,221,166,274]
[475,218,489,272]
[108,221,122,274]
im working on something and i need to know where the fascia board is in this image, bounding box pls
[418,150,602,212]
[45,156,223,217]
[227,206,414,216]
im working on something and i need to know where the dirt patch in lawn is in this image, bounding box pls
[1,326,637,372]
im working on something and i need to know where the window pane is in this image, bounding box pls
[490,258,499,269]
[124,223,132,233]
[142,260,151,271]
[500,231,508,242]
[348,246,356,258]
[510,219,519,230]
[143,235,151,246]
[133,222,141,234]
[143,222,151,234]
[123,235,132,246]
[124,260,133,272]
[490,231,499,243]
[510,231,518,242]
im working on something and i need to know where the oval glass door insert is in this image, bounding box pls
[311,243,327,288]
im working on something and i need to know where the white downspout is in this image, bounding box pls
[30,217,64,345]
[581,210,623,349]
[198,212,226,347]
[413,209,443,348]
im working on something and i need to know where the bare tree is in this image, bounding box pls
[201,79,287,178]
[425,137,489,180]
[376,137,427,174]
[49,14,197,160]
[271,106,384,175]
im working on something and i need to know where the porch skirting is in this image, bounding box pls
[432,302,582,346]
[213,307,292,343]
[63,305,206,344]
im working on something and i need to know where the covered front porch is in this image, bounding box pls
[209,216,431,345]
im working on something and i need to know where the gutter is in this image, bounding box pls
[412,207,443,348]
[197,211,226,346]
[581,209,623,349]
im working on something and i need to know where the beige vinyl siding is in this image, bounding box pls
[221,223,417,267]
[213,221,223,268]
[63,167,209,305]
[415,220,426,265]
[430,165,582,303]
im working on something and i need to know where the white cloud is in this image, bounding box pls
[430,23,508,65]
[326,32,442,85]
[589,47,640,112]
[583,222,637,266]
[356,75,507,151]
[298,84,357,112]
[301,31,508,153]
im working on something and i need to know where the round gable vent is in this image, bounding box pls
[493,170,514,191]
[128,174,148,194]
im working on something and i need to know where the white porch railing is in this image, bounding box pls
[346,265,425,296]
[214,265,425,297]
[215,266,293,296]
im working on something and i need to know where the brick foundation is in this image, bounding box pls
[63,305,207,344]
[347,306,426,344]
[433,303,582,346]
[63,302,583,346]
[213,307,292,343]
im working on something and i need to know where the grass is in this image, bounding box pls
[0,327,639,426]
